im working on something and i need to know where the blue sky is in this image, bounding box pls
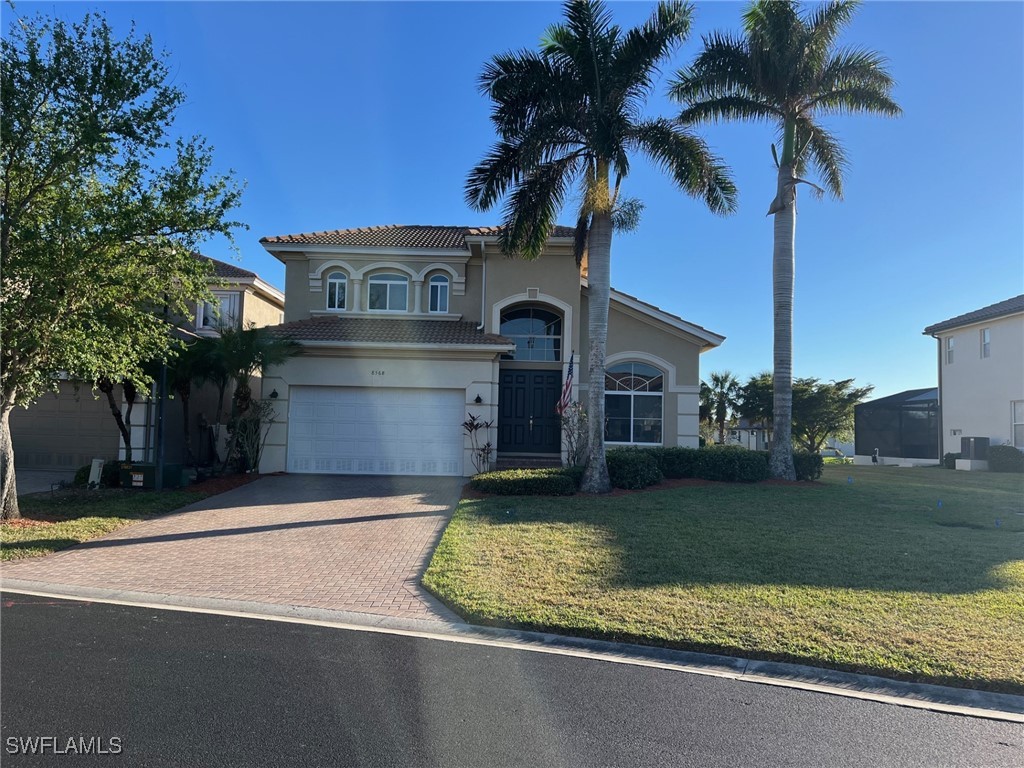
[10,1,1024,398]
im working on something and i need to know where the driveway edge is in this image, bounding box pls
[3,578,1021,723]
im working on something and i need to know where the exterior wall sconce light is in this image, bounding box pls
[269,389,279,399]
[474,395,483,404]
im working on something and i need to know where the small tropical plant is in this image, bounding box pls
[560,402,589,467]
[462,413,495,474]
[671,0,900,478]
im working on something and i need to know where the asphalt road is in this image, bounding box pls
[1,594,1020,768]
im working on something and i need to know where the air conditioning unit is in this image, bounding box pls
[960,436,990,460]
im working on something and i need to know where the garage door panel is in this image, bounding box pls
[288,386,464,476]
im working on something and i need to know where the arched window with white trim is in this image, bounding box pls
[605,362,663,445]
[326,271,347,310]
[428,274,449,313]
[368,272,409,311]
[499,305,562,361]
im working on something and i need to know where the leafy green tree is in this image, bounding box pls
[466,0,736,492]
[670,0,900,478]
[792,377,873,454]
[737,373,872,453]
[0,13,242,518]
[706,370,740,444]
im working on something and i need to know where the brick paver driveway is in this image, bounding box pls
[3,475,463,621]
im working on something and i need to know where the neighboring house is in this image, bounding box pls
[853,388,940,466]
[10,255,285,472]
[258,224,724,477]
[923,294,1024,462]
[727,418,769,451]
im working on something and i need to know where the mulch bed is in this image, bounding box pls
[189,472,261,496]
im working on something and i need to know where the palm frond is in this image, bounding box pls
[806,86,902,118]
[678,95,779,126]
[611,0,692,99]
[498,154,583,259]
[796,116,847,198]
[628,118,737,214]
[669,32,752,102]
[807,1,860,54]
[816,46,896,93]
[465,140,523,212]
[573,209,591,265]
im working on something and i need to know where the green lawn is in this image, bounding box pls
[1,489,207,561]
[423,466,1024,694]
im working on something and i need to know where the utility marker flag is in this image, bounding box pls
[556,354,574,416]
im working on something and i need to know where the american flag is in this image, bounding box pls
[555,354,574,416]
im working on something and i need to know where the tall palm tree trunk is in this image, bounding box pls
[581,211,613,493]
[770,161,797,480]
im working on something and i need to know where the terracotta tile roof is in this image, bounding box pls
[259,224,576,249]
[196,253,258,280]
[266,316,513,347]
[923,294,1024,335]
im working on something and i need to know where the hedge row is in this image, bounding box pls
[988,445,1024,473]
[472,448,824,496]
[470,467,581,496]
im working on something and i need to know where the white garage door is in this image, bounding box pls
[287,387,464,476]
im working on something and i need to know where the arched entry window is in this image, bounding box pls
[499,306,562,361]
[605,362,663,444]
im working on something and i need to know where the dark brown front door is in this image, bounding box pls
[498,370,562,453]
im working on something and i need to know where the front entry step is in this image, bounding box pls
[495,456,563,471]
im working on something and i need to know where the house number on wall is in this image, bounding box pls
[371,370,385,376]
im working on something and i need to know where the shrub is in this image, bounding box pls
[699,445,770,482]
[987,445,1024,473]
[943,452,961,470]
[470,468,578,496]
[792,452,824,481]
[73,460,121,488]
[606,449,663,489]
[823,456,853,465]
[648,447,702,479]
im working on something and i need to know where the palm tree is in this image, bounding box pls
[670,0,900,479]
[466,0,737,492]
[213,325,301,471]
[706,370,739,444]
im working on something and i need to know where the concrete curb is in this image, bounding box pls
[3,577,1022,723]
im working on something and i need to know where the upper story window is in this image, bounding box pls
[499,305,561,361]
[368,273,409,312]
[428,274,450,314]
[605,362,663,445]
[945,336,954,364]
[1013,401,1024,449]
[980,328,991,358]
[326,271,347,310]
[199,291,240,330]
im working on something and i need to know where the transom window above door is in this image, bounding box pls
[368,273,409,311]
[499,306,562,361]
[326,271,347,310]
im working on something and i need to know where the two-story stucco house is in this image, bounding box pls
[10,255,285,471]
[923,294,1024,462]
[258,224,724,477]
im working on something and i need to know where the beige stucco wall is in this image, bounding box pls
[242,289,284,327]
[575,295,704,448]
[10,382,120,469]
[260,351,501,476]
[935,312,1024,455]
